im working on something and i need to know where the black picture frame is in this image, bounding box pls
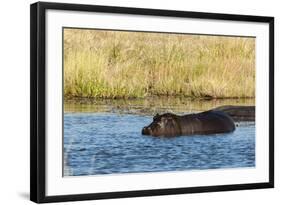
[30,1,274,203]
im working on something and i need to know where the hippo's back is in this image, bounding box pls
[181,110,235,135]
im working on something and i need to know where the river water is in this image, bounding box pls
[63,98,255,176]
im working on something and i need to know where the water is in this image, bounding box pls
[64,110,255,176]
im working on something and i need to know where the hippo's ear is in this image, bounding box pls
[153,113,159,120]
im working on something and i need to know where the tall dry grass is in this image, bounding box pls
[64,28,255,99]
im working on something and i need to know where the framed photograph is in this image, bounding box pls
[30,1,274,203]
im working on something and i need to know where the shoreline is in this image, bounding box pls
[64,96,255,114]
[64,96,255,104]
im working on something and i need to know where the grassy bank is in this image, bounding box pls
[64,29,255,99]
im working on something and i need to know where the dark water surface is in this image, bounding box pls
[64,112,255,176]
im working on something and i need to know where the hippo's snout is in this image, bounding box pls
[142,126,151,135]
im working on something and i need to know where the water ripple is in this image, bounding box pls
[64,113,255,176]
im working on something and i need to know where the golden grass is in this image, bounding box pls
[64,28,255,99]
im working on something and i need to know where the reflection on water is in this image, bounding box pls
[63,97,255,176]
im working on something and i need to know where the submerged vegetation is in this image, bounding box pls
[64,29,255,99]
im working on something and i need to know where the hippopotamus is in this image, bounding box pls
[142,110,235,137]
[213,105,255,122]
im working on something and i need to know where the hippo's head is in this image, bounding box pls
[142,113,181,137]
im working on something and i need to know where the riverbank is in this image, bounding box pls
[64,96,255,114]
